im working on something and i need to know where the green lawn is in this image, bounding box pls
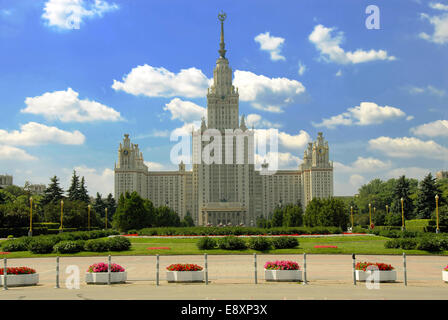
[1,235,447,258]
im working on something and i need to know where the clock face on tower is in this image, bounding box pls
[123,149,129,156]
[318,148,323,154]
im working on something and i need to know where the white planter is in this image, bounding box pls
[166,271,204,283]
[265,269,302,282]
[355,270,396,282]
[0,273,39,287]
[443,270,448,282]
[85,272,127,284]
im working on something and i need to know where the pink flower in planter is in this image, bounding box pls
[264,260,300,270]
[87,263,125,273]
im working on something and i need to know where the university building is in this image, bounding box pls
[114,14,333,226]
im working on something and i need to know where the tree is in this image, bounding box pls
[43,200,102,229]
[415,173,441,219]
[154,206,181,227]
[104,193,117,220]
[283,202,303,227]
[304,198,323,227]
[112,192,151,232]
[271,205,284,227]
[67,170,80,201]
[304,198,348,229]
[41,176,64,206]
[93,193,106,217]
[391,175,414,220]
[181,211,195,227]
[78,177,89,203]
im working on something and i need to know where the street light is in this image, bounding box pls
[435,194,440,234]
[369,203,372,228]
[105,207,108,229]
[350,206,354,231]
[28,197,33,237]
[386,204,389,215]
[87,204,91,231]
[60,199,64,233]
[401,197,405,231]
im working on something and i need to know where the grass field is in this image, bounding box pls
[1,235,448,258]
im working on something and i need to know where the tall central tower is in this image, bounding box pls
[206,12,240,130]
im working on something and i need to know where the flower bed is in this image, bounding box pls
[85,263,127,284]
[166,264,204,282]
[0,267,39,287]
[355,262,396,282]
[314,245,338,248]
[443,265,448,283]
[264,260,302,282]
[147,247,171,250]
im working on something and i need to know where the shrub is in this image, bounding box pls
[166,264,203,271]
[107,236,131,251]
[384,239,401,249]
[399,238,418,250]
[7,235,13,239]
[247,237,271,251]
[87,263,125,273]
[1,238,32,252]
[416,236,448,252]
[84,239,110,252]
[127,229,139,235]
[264,260,300,270]
[53,240,84,254]
[217,236,247,250]
[196,237,217,250]
[270,236,299,249]
[28,238,55,254]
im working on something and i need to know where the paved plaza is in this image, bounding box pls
[1,254,447,300]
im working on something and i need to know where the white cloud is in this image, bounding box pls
[309,24,396,64]
[72,166,114,196]
[233,70,306,113]
[254,129,310,150]
[334,156,391,174]
[385,167,432,180]
[254,32,286,61]
[0,122,85,146]
[112,65,210,98]
[335,70,342,77]
[349,174,366,188]
[419,12,448,44]
[369,136,448,160]
[21,88,122,122]
[0,145,37,161]
[144,161,167,171]
[407,85,446,96]
[298,62,307,76]
[313,102,407,129]
[42,0,118,30]
[246,114,281,129]
[163,98,206,123]
[410,120,448,137]
[429,2,448,11]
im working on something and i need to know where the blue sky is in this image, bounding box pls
[0,0,447,197]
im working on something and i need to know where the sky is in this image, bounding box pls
[0,0,447,197]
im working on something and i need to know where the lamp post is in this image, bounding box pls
[87,204,91,231]
[350,206,354,231]
[28,197,33,237]
[368,203,372,228]
[60,199,64,233]
[105,207,108,229]
[401,197,405,231]
[435,194,440,234]
[373,207,376,225]
[386,204,389,215]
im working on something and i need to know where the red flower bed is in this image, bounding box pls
[355,262,394,271]
[123,234,139,237]
[0,267,36,275]
[166,264,203,271]
[0,252,10,255]
[314,245,338,248]
[147,247,171,250]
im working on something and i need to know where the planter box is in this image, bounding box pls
[355,270,396,282]
[443,271,448,282]
[0,273,39,287]
[265,269,302,282]
[85,272,127,284]
[166,271,204,283]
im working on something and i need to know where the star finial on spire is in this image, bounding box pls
[218,11,227,58]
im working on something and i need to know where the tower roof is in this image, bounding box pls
[218,11,227,58]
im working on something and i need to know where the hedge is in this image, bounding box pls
[384,234,448,252]
[217,236,247,250]
[247,237,271,251]
[270,237,299,249]
[137,226,343,236]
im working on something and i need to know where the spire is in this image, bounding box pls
[240,114,247,131]
[218,11,227,58]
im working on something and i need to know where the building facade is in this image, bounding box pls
[114,14,333,226]
[0,175,13,189]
